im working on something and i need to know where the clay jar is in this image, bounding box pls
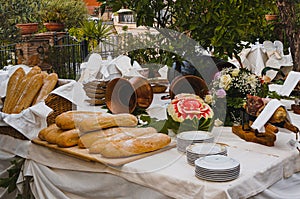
[169,75,209,99]
[105,77,153,113]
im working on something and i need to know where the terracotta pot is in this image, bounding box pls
[105,77,153,114]
[16,23,39,35]
[265,14,278,21]
[44,22,65,31]
[169,75,209,99]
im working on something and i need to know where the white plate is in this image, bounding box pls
[177,131,214,141]
[195,155,240,170]
[187,143,226,155]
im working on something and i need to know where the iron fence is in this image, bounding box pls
[0,33,88,79]
[0,44,17,68]
[48,33,88,79]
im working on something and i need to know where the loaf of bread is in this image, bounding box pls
[78,127,157,148]
[43,124,64,144]
[78,113,138,133]
[12,73,44,113]
[89,132,171,157]
[55,111,104,130]
[56,128,80,147]
[38,124,58,140]
[2,67,25,113]
[33,73,58,104]
[6,66,41,113]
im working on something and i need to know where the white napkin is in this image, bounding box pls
[251,99,290,133]
[51,80,87,107]
[278,71,300,96]
[0,102,52,140]
[158,65,168,79]
[78,53,103,83]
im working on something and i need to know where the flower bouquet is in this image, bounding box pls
[141,93,214,134]
[208,67,269,126]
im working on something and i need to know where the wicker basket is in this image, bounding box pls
[45,93,76,125]
[0,94,76,140]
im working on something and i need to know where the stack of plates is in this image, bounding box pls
[195,155,240,182]
[176,131,214,153]
[186,143,227,166]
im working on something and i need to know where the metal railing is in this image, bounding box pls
[0,33,88,79]
[0,44,17,68]
[48,33,88,79]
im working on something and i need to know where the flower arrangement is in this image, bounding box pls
[141,93,214,134]
[207,67,268,126]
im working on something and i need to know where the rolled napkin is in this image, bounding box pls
[251,99,290,133]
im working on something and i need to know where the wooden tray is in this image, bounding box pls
[31,138,176,167]
[232,125,276,146]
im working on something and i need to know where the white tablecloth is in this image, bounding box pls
[1,88,300,198]
[1,109,295,199]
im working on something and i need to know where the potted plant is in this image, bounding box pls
[40,0,88,31]
[14,0,40,35]
[264,2,279,21]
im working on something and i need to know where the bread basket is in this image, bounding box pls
[0,79,76,140]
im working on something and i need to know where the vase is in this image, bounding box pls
[16,23,39,35]
[265,14,278,21]
[44,22,65,31]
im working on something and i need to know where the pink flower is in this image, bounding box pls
[167,93,214,122]
[216,89,226,98]
[213,72,221,80]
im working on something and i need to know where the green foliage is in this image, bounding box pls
[0,157,24,194]
[39,0,88,29]
[99,0,279,59]
[140,114,212,134]
[81,20,113,42]
[0,0,40,43]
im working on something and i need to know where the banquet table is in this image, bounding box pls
[1,77,300,198]
[1,93,300,199]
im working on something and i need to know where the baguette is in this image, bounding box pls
[33,73,58,104]
[7,66,41,113]
[12,73,44,113]
[43,124,64,144]
[2,67,25,113]
[55,111,104,130]
[78,113,138,133]
[78,127,157,148]
[38,124,58,141]
[56,128,80,147]
[89,133,171,157]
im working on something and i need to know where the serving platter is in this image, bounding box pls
[32,138,176,167]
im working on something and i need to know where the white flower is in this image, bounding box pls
[231,68,240,77]
[214,118,223,127]
[219,74,232,90]
[204,94,213,104]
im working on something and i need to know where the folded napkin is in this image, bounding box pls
[51,80,87,107]
[78,53,103,83]
[278,71,300,96]
[251,99,290,133]
[0,102,52,140]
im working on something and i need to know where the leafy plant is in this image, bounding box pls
[11,0,40,24]
[0,157,24,194]
[40,0,88,29]
[80,20,113,51]
[0,0,40,43]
